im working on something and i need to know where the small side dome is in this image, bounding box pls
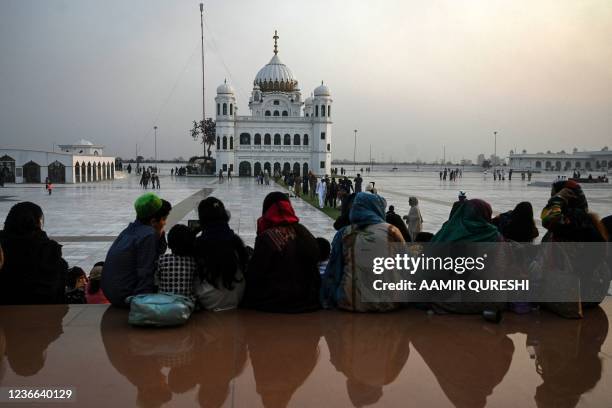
[314,81,330,96]
[216,79,234,95]
[304,96,314,105]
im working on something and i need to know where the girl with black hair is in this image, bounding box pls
[194,197,248,311]
[0,201,68,304]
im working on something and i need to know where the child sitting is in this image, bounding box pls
[155,224,197,298]
[316,237,331,275]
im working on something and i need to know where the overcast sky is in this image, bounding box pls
[1,0,611,162]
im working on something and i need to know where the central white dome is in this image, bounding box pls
[254,54,298,92]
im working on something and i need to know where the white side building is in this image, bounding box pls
[0,140,116,184]
[215,31,332,177]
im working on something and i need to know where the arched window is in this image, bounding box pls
[230,104,233,115]
[273,110,280,116]
[254,133,261,145]
[217,103,220,115]
[265,110,271,116]
[315,105,319,117]
[240,133,251,145]
[303,162,308,175]
[282,110,288,116]
[223,103,227,115]
[303,134,309,145]
[535,161,542,169]
[230,136,233,149]
[293,134,300,145]
[222,136,227,150]
[328,105,331,116]
[274,134,281,145]
[264,133,271,145]
[284,134,291,145]
[321,105,326,117]
[217,136,220,148]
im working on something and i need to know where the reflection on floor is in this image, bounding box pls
[0,299,610,407]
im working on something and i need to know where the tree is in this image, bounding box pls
[190,118,216,158]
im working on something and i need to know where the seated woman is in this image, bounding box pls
[492,201,539,243]
[322,192,405,312]
[194,197,248,311]
[0,202,68,304]
[242,192,320,313]
[86,262,110,304]
[430,199,505,314]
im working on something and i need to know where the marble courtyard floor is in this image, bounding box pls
[0,172,611,407]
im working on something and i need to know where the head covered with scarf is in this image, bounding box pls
[432,199,501,242]
[551,180,588,210]
[349,192,387,228]
[257,192,299,235]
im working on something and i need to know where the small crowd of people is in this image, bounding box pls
[439,168,463,181]
[139,170,161,189]
[1,179,611,321]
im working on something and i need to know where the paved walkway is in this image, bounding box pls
[0,175,336,271]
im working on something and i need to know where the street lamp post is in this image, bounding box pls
[353,129,357,172]
[494,131,497,170]
[154,126,158,164]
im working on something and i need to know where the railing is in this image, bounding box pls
[233,115,331,124]
[235,145,312,152]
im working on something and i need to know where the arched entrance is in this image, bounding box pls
[293,162,300,176]
[87,162,92,182]
[102,162,107,180]
[48,161,66,183]
[264,162,271,175]
[238,161,252,176]
[0,155,16,183]
[273,162,281,175]
[75,162,81,183]
[283,162,291,175]
[254,162,262,176]
[23,161,41,183]
[97,162,102,181]
[303,162,309,176]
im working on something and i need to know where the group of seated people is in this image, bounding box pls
[0,179,610,319]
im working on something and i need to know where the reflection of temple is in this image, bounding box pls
[215,31,332,177]
[0,140,115,184]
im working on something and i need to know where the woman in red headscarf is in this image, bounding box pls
[242,192,321,312]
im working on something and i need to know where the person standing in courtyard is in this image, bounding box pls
[316,177,327,208]
[102,193,171,306]
[386,205,411,242]
[354,173,363,193]
[404,197,423,241]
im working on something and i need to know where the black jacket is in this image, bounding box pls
[0,230,68,305]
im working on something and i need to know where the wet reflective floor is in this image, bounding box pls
[0,300,610,407]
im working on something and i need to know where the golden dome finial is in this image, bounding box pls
[273,30,279,55]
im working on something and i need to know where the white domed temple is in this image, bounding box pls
[215,31,332,177]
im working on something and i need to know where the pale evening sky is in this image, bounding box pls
[0,0,611,162]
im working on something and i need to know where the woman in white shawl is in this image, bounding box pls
[404,196,423,240]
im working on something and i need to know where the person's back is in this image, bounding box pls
[102,193,171,306]
[194,197,247,311]
[385,206,411,242]
[156,224,197,298]
[243,192,320,312]
[0,202,67,305]
[322,193,404,312]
